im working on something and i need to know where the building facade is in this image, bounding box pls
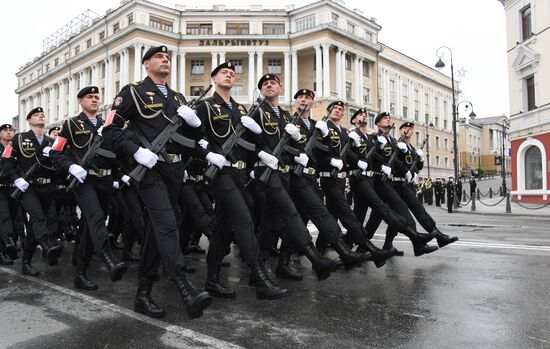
[16,0,456,178]
[500,0,550,203]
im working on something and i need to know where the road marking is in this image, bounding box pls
[0,267,243,349]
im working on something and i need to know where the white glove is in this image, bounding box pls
[249,170,255,179]
[14,178,29,192]
[241,115,261,134]
[284,124,301,141]
[121,175,131,186]
[198,139,209,150]
[405,171,413,182]
[315,120,329,137]
[397,142,408,153]
[330,158,343,171]
[177,105,201,128]
[69,164,87,183]
[377,136,388,149]
[294,153,309,167]
[258,150,279,170]
[348,132,361,147]
[97,126,104,137]
[205,152,226,169]
[113,181,120,189]
[381,165,392,176]
[412,173,418,184]
[416,149,425,162]
[183,170,189,183]
[133,147,158,169]
[42,146,51,157]
[357,160,368,171]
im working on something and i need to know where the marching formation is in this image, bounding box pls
[0,45,458,320]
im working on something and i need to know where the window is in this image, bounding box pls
[113,23,120,33]
[434,117,439,128]
[86,39,92,49]
[267,59,282,74]
[414,110,419,122]
[436,156,440,167]
[425,93,429,106]
[434,97,439,109]
[402,84,408,97]
[521,5,532,42]
[191,60,204,75]
[445,138,448,149]
[233,85,244,96]
[415,131,420,144]
[368,113,375,129]
[425,114,429,124]
[115,56,121,73]
[347,22,355,33]
[99,31,105,41]
[363,88,370,104]
[390,79,395,92]
[187,23,213,35]
[365,31,372,43]
[74,46,80,55]
[190,86,202,96]
[402,106,408,118]
[55,58,59,67]
[331,13,339,26]
[525,75,536,111]
[150,16,173,32]
[445,157,449,168]
[390,103,395,115]
[128,13,134,25]
[45,63,50,72]
[263,23,285,35]
[414,89,419,101]
[345,54,351,70]
[444,119,448,129]
[362,60,370,77]
[443,100,448,114]
[227,23,249,35]
[296,15,315,32]
[435,136,440,148]
[346,82,352,99]
[525,146,542,189]
[229,59,243,74]
[115,81,120,94]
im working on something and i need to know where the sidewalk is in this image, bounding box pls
[439,195,550,217]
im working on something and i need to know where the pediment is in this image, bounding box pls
[512,46,539,73]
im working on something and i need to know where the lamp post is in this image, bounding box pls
[425,118,434,178]
[435,46,476,209]
[500,118,509,196]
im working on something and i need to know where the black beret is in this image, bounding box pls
[350,108,367,123]
[0,124,13,131]
[257,74,280,89]
[375,111,390,124]
[327,100,345,111]
[77,86,99,99]
[211,62,235,77]
[48,126,61,135]
[26,107,44,120]
[293,89,315,99]
[142,45,168,63]
[399,121,415,129]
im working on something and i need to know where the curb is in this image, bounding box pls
[436,206,550,218]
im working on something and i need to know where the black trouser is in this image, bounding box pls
[0,186,19,252]
[178,180,214,251]
[447,195,453,213]
[17,183,57,256]
[73,175,113,264]
[391,183,436,232]
[435,191,441,206]
[122,185,146,245]
[318,175,369,247]
[425,190,433,205]
[256,169,312,258]
[206,168,259,269]
[247,179,266,236]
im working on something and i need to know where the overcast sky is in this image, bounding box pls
[0,0,508,125]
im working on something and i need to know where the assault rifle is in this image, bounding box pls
[380,126,405,182]
[350,123,394,177]
[405,137,427,185]
[66,135,105,191]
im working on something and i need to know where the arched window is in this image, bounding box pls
[525,146,542,189]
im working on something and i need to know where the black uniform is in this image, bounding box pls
[0,143,19,263]
[457,181,463,203]
[446,180,455,213]
[434,180,443,207]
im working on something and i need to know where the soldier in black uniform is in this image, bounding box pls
[456,177,463,204]
[195,63,288,299]
[2,108,63,275]
[434,177,442,207]
[105,46,218,319]
[0,124,18,264]
[50,87,128,289]
[446,176,455,213]
[470,176,477,198]
[441,178,446,205]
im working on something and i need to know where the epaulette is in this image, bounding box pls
[131,81,141,86]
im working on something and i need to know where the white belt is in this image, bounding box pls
[254,162,290,173]
[392,177,407,182]
[319,171,347,179]
[189,174,204,182]
[224,160,246,169]
[289,165,317,176]
[158,153,182,163]
[88,169,112,177]
[29,178,52,184]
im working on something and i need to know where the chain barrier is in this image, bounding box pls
[511,199,550,210]
[476,195,507,207]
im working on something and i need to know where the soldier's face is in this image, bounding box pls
[352,112,367,127]
[295,95,313,112]
[213,69,235,89]
[401,126,412,137]
[79,93,100,114]
[49,130,59,139]
[0,128,14,142]
[28,113,45,127]
[329,105,344,122]
[377,116,391,128]
[145,53,170,77]
[261,80,281,98]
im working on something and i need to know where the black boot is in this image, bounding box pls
[303,242,342,280]
[332,239,372,270]
[382,233,404,257]
[0,252,13,265]
[186,243,206,255]
[102,247,127,282]
[401,228,438,257]
[74,260,98,290]
[123,241,140,262]
[134,277,165,318]
[433,228,458,248]
[275,251,303,280]
[250,262,289,300]
[175,271,212,319]
[108,234,123,250]
[357,240,388,268]
[21,252,39,276]
[205,265,236,298]
[39,236,63,262]
[4,237,18,260]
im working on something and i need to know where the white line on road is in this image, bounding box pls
[0,267,243,349]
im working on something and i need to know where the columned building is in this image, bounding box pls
[16,0,456,177]
[499,0,550,203]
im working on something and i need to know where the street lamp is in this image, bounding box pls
[425,118,434,178]
[500,118,510,196]
[435,46,475,209]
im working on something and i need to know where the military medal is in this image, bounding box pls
[146,92,155,103]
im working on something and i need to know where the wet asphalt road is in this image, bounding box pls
[1,206,550,349]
